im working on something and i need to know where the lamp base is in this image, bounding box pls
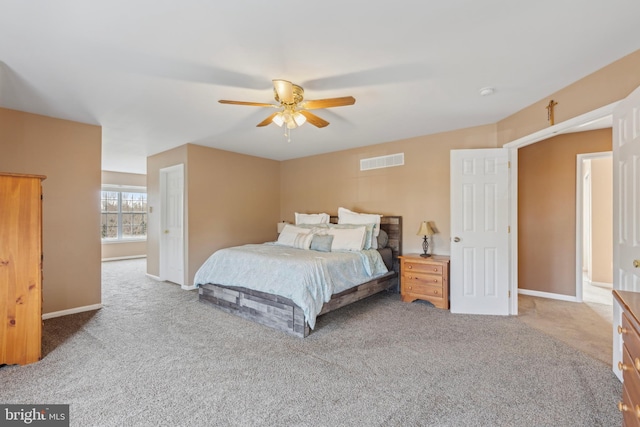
[420,253,431,258]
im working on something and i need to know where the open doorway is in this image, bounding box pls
[511,129,614,365]
[576,152,613,306]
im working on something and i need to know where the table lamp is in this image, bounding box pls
[416,221,434,257]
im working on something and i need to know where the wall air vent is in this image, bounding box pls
[360,153,405,171]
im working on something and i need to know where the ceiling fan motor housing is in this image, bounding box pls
[274,84,304,105]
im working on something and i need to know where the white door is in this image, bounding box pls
[450,148,510,315]
[612,85,640,381]
[160,164,185,286]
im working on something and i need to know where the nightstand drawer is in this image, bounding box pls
[404,283,443,298]
[404,272,442,287]
[404,262,442,275]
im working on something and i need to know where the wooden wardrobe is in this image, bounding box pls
[0,172,46,365]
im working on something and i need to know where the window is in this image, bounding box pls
[101,188,147,241]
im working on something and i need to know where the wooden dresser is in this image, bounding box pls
[614,290,640,425]
[0,172,46,365]
[399,254,450,309]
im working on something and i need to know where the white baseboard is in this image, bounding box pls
[102,255,146,262]
[144,273,194,290]
[518,288,579,302]
[589,280,613,289]
[42,303,103,320]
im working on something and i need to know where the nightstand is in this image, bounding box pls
[399,254,450,309]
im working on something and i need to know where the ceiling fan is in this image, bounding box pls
[219,79,355,139]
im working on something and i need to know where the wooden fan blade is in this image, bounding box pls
[257,112,278,127]
[299,110,329,128]
[302,96,356,110]
[273,79,294,104]
[219,100,276,107]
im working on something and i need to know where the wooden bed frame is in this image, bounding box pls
[198,216,402,337]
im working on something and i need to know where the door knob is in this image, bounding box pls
[453,237,461,242]
[634,260,640,268]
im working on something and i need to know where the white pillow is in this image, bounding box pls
[328,226,366,252]
[329,223,375,250]
[337,207,382,248]
[275,225,313,249]
[295,212,330,225]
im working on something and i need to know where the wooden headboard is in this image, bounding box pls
[329,215,402,273]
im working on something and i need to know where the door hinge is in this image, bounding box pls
[508,226,511,233]
[508,290,511,298]
[508,161,511,168]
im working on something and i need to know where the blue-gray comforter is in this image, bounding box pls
[193,243,388,329]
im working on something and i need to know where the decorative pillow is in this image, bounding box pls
[377,228,389,249]
[296,223,329,232]
[310,234,334,252]
[295,212,330,225]
[275,225,313,249]
[328,223,375,250]
[328,226,366,252]
[337,207,382,248]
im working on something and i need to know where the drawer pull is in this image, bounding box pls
[618,325,628,335]
[408,265,412,269]
[635,357,640,371]
[619,361,633,372]
[617,402,640,418]
[433,268,438,272]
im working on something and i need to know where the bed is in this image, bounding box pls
[196,215,402,337]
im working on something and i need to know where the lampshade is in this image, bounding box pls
[416,221,434,237]
[293,112,306,127]
[272,112,285,127]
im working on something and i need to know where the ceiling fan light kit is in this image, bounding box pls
[219,79,356,141]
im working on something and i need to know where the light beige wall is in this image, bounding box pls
[101,170,146,187]
[280,124,499,255]
[518,129,611,297]
[591,156,613,284]
[186,144,280,284]
[146,145,188,279]
[146,144,280,285]
[101,170,148,260]
[497,49,640,146]
[0,107,102,314]
[102,241,147,260]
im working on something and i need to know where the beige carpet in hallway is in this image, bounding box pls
[518,294,613,365]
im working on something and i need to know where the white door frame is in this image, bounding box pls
[575,151,612,303]
[503,101,620,311]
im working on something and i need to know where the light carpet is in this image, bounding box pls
[0,259,621,426]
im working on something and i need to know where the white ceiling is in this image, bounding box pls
[1,1,638,174]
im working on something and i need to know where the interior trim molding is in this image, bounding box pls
[505,101,619,309]
[181,285,197,291]
[504,101,619,150]
[102,255,146,262]
[518,288,578,303]
[575,151,612,303]
[42,303,103,320]
[145,273,161,281]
